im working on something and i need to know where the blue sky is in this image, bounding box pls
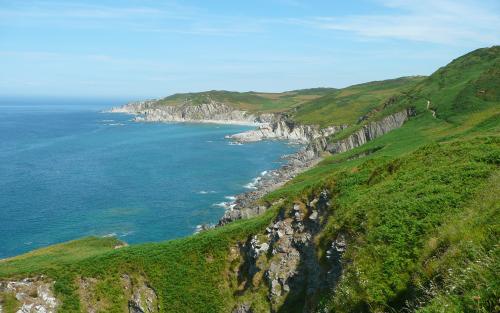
[0,0,499,99]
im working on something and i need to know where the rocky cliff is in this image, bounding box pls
[326,108,416,154]
[220,109,415,225]
[228,190,346,312]
[111,100,415,227]
[109,100,270,125]
[109,100,342,143]
[227,119,346,144]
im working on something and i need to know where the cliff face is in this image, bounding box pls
[111,100,415,227]
[228,191,346,312]
[227,119,346,144]
[109,100,265,125]
[219,109,415,225]
[326,108,416,154]
[109,100,342,143]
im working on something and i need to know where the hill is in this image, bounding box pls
[153,88,337,113]
[0,47,498,313]
[145,78,422,121]
[292,76,424,126]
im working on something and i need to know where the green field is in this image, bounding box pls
[1,47,498,313]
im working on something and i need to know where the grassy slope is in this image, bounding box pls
[153,88,337,113]
[149,78,422,121]
[0,207,279,312]
[292,76,424,126]
[0,47,498,313]
[326,46,500,143]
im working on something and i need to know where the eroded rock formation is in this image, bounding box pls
[0,276,59,313]
[230,191,347,312]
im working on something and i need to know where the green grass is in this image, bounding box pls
[0,206,279,312]
[415,172,499,313]
[0,237,123,277]
[153,88,336,113]
[318,137,499,312]
[0,291,20,313]
[293,76,424,126]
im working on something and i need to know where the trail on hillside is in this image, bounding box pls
[427,100,437,118]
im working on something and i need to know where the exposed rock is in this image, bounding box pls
[232,303,253,313]
[218,139,330,225]
[249,236,270,259]
[309,211,318,220]
[108,100,260,125]
[78,274,158,313]
[0,277,58,313]
[121,274,158,313]
[325,234,348,288]
[227,119,345,144]
[327,108,415,154]
[232,191,343,311]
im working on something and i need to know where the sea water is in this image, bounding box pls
[0,98,299,258]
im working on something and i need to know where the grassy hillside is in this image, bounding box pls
[324,46,499,143]
[149,78,422,120]
[292,76,424,126]
[0,47,498,313]
[153,88,337,113]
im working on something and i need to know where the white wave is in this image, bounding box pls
[103,232,117,238]
[213,200,236,210]
[194,223,215,234]
[120,231,134,237]
[228,141,243,146]
[225,195,237,201]
[213,202,230,208]
[260,170,269,176]
[197,190,216,194]
[195,224,203,233]
[244,176,262,189]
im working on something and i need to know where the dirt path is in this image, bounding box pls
[427,100,436,118]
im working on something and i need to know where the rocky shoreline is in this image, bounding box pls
[108,100,415,226]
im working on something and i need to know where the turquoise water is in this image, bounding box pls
[0,98,299,258]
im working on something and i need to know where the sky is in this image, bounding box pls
[0,0,499,99]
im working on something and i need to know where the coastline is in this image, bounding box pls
[107,102,332,226]
[107,100,414,226]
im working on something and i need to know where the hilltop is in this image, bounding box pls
[0,47,498,313]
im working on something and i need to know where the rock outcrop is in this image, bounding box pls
[109,100,265,125]
[231,191,346,312]
[219,108,415,225]
[77,274,158,313]
[0,276,59,313]
[109,99,344,143]
[121,274,158,313]
[227,119,345,144]
[326,108,416,154]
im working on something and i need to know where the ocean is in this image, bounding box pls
[0,98,299,258]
